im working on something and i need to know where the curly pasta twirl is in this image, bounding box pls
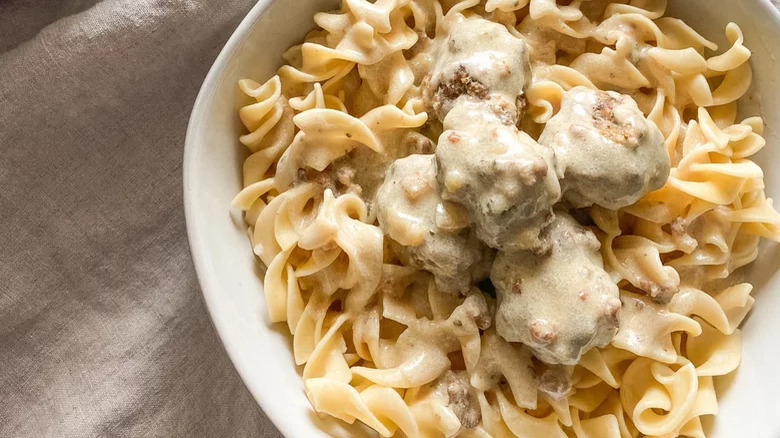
[230,0,780,436]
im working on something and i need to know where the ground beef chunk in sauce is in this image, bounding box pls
[537,365,572,400]
[441,371,480,429]
[402,131,436,155]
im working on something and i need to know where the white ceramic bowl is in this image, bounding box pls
[184,1,780,436]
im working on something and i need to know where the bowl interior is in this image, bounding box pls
[184,1,780,437]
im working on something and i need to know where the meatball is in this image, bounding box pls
[423,17,532,123]
[538,86,670,209]
[491,211,621,365]
[436,100,561,252]
[376,155,493,294]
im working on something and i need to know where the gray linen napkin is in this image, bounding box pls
[0,1,280,436]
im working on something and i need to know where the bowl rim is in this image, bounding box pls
[182,0,291,435]
[183,1,780,437]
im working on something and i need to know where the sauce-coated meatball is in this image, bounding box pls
[376,155,493,294]
[423,17,531,124]
[491,211,621,365]
[539,86,670,209]
[436,101,561,252]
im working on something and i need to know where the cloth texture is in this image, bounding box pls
[2,1,780,438]
[0,1,281,437]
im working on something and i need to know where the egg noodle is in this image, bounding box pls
[230,1,780,436]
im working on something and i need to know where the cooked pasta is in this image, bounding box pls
[230,1,780,436]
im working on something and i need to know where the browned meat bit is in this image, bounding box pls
[592,90,641,147]
[429,65,490,115]
[295,165,363,197]
[452,65,490,100]
[489,96,519,126]
[639,279,679,304]
[295,168,307,184]
[336,164,356,187]
[449,291,492,333]
[516,95,527,118]
[530,319,557,346]
[422,18,531,121]
[430,68,520,126]
[442,371,481,429]
[314,171,337,192]
[537,366,572,400]
[670,216,686,237]
[402,131,436,155]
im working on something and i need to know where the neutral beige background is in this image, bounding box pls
[2,1,779,437]
[0,1,281,436]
